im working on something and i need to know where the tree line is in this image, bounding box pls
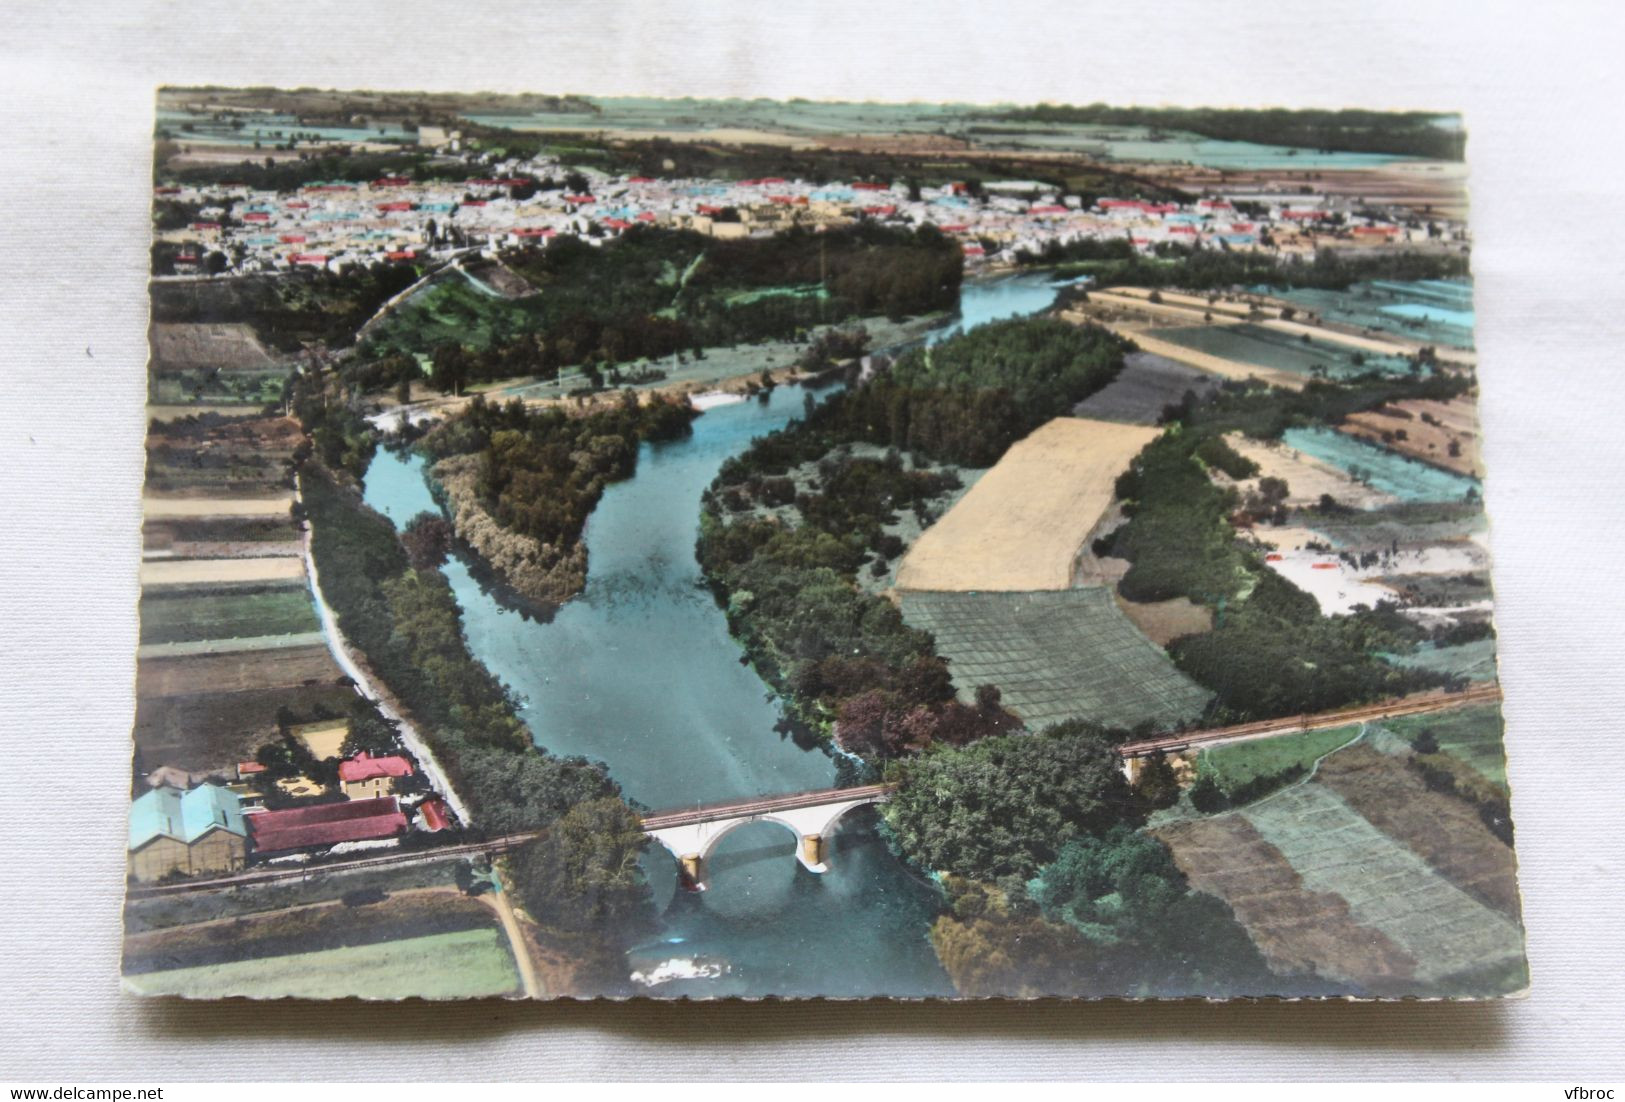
[988,103,1465,161]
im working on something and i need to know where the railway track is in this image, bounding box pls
[129,689,1498,899]
[1116,683,1502,759]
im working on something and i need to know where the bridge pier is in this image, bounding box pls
[678,853,708,893]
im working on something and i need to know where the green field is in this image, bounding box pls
[1384,639,1499,684]
[1242,780,1525,990]
[897,588,1211,732]
[140,588,321,645]
[1377,704,1509,787]
[1199,723,1364,790]
[1153,323,1412,379]
[124,928,521,1000]
[149,368,288,407]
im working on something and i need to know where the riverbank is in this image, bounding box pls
[296,473,474,826]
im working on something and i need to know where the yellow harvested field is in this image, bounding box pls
[1084,290,1242,327]
[896,417,1158,592]
[1220,433,1398,510]
[1102,286,1269,320]
[143,494,295,518]
[1123,331,1307,391]
[1341,397,1483,477]
[292,719,349,761]
[140,556,305,586]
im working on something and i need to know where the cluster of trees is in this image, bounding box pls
[159,151,483,192]
[988,104,1466,160]
[737,318,1126,469]
[151,265,421,353]
[884,725,1293,997]
[1405,729,1514,846]
[1099,366,1479,722]
[1168,569,1444,722]
[356,225,963,391]
[1051,246,1472,297]
[299,463,626,835]
[1103,430,1251,604]
[511,798,657,987]
[423,393,696,556]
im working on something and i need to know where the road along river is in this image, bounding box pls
[360,270,1075,995]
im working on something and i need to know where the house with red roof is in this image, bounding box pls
[338,751,414,800]
[246,797,409,854]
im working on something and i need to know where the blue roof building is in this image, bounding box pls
[128,785,248,882]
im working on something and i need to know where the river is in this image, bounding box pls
[360,270,1073,996]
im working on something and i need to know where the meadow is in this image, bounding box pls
[139,591,320,653]
[125,928,520,1000]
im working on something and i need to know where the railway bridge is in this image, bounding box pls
[640,784,894,892]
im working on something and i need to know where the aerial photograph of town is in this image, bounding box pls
[125,87,1522,1001]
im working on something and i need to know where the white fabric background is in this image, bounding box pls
[2,0,1622,1082]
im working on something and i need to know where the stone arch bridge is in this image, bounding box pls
[641,784,893,892]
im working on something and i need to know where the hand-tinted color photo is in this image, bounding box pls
[126,88,1520,1000]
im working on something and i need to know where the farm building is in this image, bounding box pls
[338,751,414,800]
[128,784,248,882]
[246,796,409,855]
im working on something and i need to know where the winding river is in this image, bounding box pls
[361,270,1073,995]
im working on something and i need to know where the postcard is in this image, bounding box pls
[125,88,1521,999]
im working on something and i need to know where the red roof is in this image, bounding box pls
[697,204,723,215]
[248,797,408,852]
[852,182,889,191]
[461,199,487,207]
[290,253,328,265]
[514,227,556,238]
[627,176,655,184]
[768,195,792,204]
[1284,209,1328,220]
[1029,204,1068,214]
[242,212,270,222]
[419,798,449,832]
[373,176,411,187]
[758,177,786,185]
[190,222,220,230]
[939,223,970,233]
[636,211,656,222]
[385,250,417,261]
[279,234,306,243]
[237,761,267,776]
[563,194,595,204]
[376,201,413,212]
[339,752,414,782]
[863,204,896,216]
[962,244,985,256]
[284,201,310,210]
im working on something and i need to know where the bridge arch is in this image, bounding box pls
[642,788,889,892]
